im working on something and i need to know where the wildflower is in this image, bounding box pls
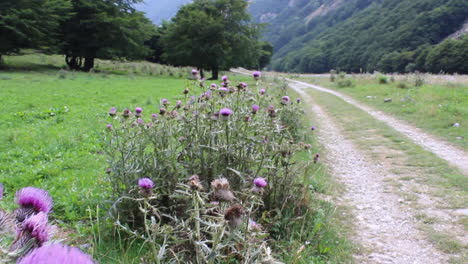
[251,104,259,114]
[151,113,158,121]
[203,91,212,100]
[252,177,267,193]
[210,83,217,90]
[138,178,154,197]
[267,105,276,118]
[281,96,290,105]
[249,219,262,231]
[135,107,143,117]
[252,71,261,80]
[224,204,245,228]
[304,144,312,150]
[122,108,131,118]
[136,118,144,125]
[17,243,95,264]
[159,108,166,115]
[297,98,301,103]
[106,124,112,131]
[237,82,248,90]
[23,212,49,245]
[211,111,220,120]
[314,154,320,163]
[222,75,228,82]
[108,107,117,117]
[176,100,182,108]
[191,69,198,76]
[211,178,235,201]
[311,126,316,131]
[244,115,251,122]
[15,187,53,222]
[218,87,228,97]
[259,88,266,95]
[219,108,233,121]
[161,99,168,106]
[188,175,203,191]
[138,178,154,189]
[183,88,189,94]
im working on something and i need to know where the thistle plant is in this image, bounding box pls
[103,73,316,261]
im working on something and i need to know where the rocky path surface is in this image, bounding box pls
[286,79,468,175]
[289,82,449,264]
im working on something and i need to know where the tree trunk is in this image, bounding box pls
[83,57,95,72]
[210,67,219,80]
[199,68,204,79]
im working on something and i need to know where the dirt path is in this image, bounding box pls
[286,79,468,175]
[289,82,449,264]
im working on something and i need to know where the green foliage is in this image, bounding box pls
[0,0,71,57]
[60,0,155,71]
[161,0,266,79]
[252,0,468,73]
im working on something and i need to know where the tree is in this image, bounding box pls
[60,0,155,71]
[0,0,71,62]
[161,0,265,79]
[257,41,273,69]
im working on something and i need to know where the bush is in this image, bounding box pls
[396,82,408,89]
[103,76,316,262]
[376,74,388,84]
[337,79,354,88]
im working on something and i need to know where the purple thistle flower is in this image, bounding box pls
[252,105,259,114]
[210,83,217,89]
[108,107,117,117]
[191,69,198,75]
[151,113,158,121]
[238,82,248,89]
[176,100,182,108]
[221,75,228,82]
[253,177,267,188]
[138,178,154,190]
[252,71,261,80]
[161,99,168,106]
[16,187,53,214]
[106,124,112,130]
[23,212,49,245]
[297,98,301,103]
[135,107,143,117]
[281,96,290,105]
[221,82,228,87]
[311,126,316,131]
[219,108,233,121]
[0,183,3,200]
[136,118,144,125]
[259,88,266,95]
[18,243,95,264]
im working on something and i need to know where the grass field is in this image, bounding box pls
[294,75,468,151]
[0,54,353,263]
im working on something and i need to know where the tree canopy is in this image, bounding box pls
[161,0,266,79]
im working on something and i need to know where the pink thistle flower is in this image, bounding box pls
[108,107,117,117]
[311,126,316,131]
[191,69,198,76]
[259,88,266,95]
[253,177,267,188]
[176,100,182,108]
[136,118,144,125]
[135,107,143,117]
[281,96,290,105]
[18,243,95,264]
[210,83,217,90]
[23,212,49,245]
[138,178,154,189]
[16,187,53,214]
[106,124,112,130]
[151,113,158,121]
[219,108,233,121]
[161,99,168,106]
[251,105,259,114]
[252,71,261,80]
[221,75,228,82]
[297,98,301,103]
[237,82,248,89]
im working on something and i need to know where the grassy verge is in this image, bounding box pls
[294,75,468,151]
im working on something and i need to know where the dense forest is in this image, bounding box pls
[249,0,468,73]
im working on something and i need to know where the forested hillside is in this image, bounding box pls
[249,0,468,73]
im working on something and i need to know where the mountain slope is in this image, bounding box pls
[249,0,468,73]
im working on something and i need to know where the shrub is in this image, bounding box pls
[330,69,337,82]
[337,79,354,88]
[376,74,388,84]
[396,82,408,89]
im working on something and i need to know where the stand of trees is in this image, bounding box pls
[1,0,270,76]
